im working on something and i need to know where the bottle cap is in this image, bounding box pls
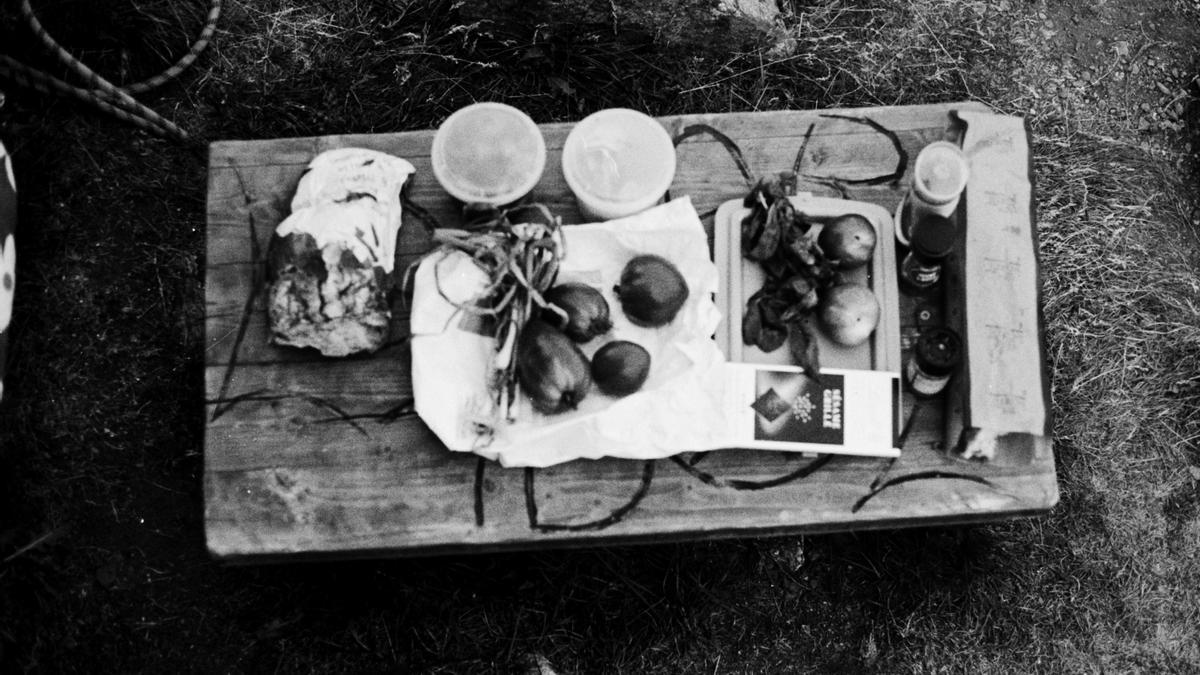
[913,141,969,206]
[914,327,962,376]
[911,214,957,260]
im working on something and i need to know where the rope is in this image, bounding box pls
[0,0,222,145]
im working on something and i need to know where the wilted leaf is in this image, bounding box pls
[780,303,806,323]
[761,255,793,281]
[789,321,822,380]
[760,296,787,324]
[746,199,788,260]
[786,234,818,266]
[764,171,797,200]
[741,209,768,258]
[785,275,814,299]
[805,260,834,284]
[758,322,787,352]
[757,297,789,352]
[742,296,764,348]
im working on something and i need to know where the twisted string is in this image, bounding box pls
[0,54,179,140]
[0,0,222,144]
[117,0,222,95]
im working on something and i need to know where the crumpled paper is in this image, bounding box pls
[410,197,731,467]
[286,147,415,273]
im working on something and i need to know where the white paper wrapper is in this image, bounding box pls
[286,147,416,273]
[410,197,729,467]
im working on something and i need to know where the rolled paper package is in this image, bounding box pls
[267,148,415,356]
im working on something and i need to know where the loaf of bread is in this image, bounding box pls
[267,148,415,356]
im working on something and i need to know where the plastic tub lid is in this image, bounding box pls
[913,141,969,205]
[431,102,546,205]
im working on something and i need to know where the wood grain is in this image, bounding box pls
[204,102,1057,561]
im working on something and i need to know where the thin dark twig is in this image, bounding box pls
[401,179,441,237]
[313,408,418,425]
[523,468,539,527]
[310,397,416,424]
[728,454,833,490]
[524,461,656,532]
[672,123,757,187]
[852,471,997,513]
[869,398,925,489]
[799,175,852,199]
[473,458,487,527]
[869,458,899,492]
[377,398,417,423]
[303,394,369,436]
[205,388,277,406]
[808,114,908,186]
[212,164,266,422]
[792,122,816,175]
[669,453,833,490]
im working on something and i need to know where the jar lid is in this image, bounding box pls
[913,141,969,204]
[914,327,962,376]
[430,102,546,206]
[911,214,957,259]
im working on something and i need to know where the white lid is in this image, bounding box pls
[431,102,547,205]
[913,141,969,205]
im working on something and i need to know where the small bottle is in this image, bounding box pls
[899,214,957,291]
[905,327,962,397]
[897,141,969,245]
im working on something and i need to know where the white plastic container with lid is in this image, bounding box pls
[430,102,547,207]
[561,108,677,222]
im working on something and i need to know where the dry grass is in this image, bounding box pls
[1,0,1199,672]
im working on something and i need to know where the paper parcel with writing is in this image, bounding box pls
[957,110,1049,438]
[410,197,899,467]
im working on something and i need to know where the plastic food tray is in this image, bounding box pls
[713,193,902,374]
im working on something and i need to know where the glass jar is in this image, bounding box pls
[905,327,962,397]
[899,214,957,291]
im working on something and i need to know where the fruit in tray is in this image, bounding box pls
[543,282,613,342]
[819,282,881,347]
[613,254,690,327]
[816,214,876,271]
[739,171,882,374]
[591,340,651,397]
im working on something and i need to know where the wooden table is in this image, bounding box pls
[204,102,1058,561]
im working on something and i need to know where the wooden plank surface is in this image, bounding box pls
[204,102,1058,561]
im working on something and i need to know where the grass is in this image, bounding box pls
[1,0,1199,672]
